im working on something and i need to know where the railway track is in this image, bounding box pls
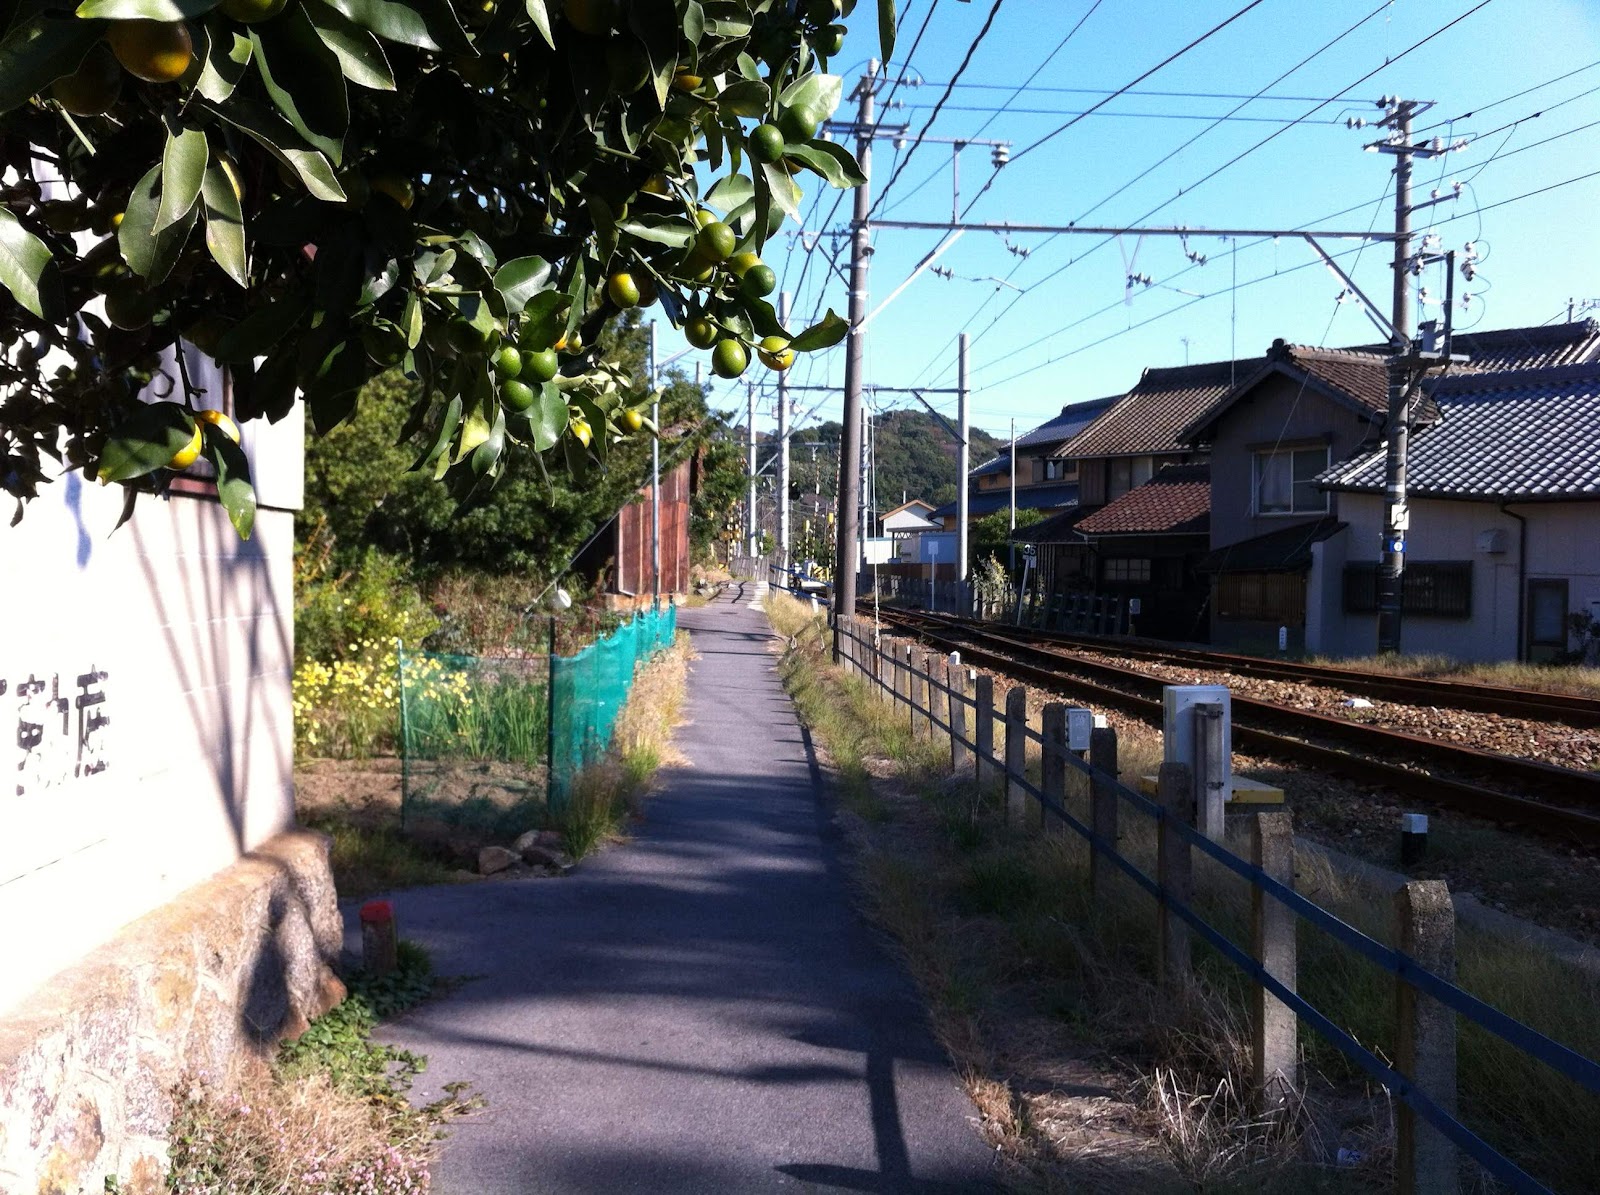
[932,613,1600,728]
[875,608,1600,846]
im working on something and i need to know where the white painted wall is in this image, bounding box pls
[1321,494,1600,660]
[0,407,302,1015]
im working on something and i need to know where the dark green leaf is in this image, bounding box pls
[616,216,694,249]
[413,393,462,473]
[214,290,307,362]
[403,289,423,347]
[196,17,252,103]
[304,339,367,432]
[525,0,554,49]
[323,0,469,53]
[156,123,208,234]
[518,290,570,348]
[95,402,194,482]
[628,0,676,109]
[200,154,247,286]
[251,8,348,163]
[790,309,849,352]
[717,78,768,117]
[205,97,347,201]
[120,163,196,283]
[703,172,753,212]
[529,381,567,451]
[0,11,107,115]
[681,1,703,51]
[205,426,256,539]
[76,0,216,19]
[878,0,896,65]
[784,139,866,188]
[0,208,62,321]
[493,255,554,314]
[306,0,395,91]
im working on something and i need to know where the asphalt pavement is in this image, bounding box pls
[365,580,1004,1193]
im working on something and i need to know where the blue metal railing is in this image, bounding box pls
[838,617,1599,1195]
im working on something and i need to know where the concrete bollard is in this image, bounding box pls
[1005,686,1029,827]
[1040,703,1067,835]
[1089,725,1119,906]
[974,673,996,791]
[949,665,972,774]
[360,899,399,976]
[1156,761,1194,993]
[1394,880,1458,1195]
[1251,811,1299,1112]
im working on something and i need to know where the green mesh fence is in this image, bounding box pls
[397,651,550,836]
[396,602,678,830]
[549,602,678,808]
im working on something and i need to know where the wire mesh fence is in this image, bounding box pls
[395,602,679,834]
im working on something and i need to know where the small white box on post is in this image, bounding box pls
[1065,708,1094,754]
[1163,685,1232,842]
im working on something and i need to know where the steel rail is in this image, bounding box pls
[931,614,1600,728]
[877,609,1600,846]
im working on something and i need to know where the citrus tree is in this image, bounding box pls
[0,0,894,535]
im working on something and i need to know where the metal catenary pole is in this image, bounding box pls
[747,380,758,558]
[833,59,876,660]
[649,320,660,598]
[957,332,970,611]
[778,291,792,575]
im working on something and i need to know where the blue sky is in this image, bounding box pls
[678,0,1600,449]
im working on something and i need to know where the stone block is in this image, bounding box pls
[478,845,519,874]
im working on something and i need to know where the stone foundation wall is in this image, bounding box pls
[0,831,344,1195]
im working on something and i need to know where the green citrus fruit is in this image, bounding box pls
[684,316,718,349]
[607,271,641,308]
[447,316,495,355]
[219,0,288,22]
[107,20,193,83]
[501,379,537,413]
[672,71,703,92]
[493,344,523,379]
[571,416,593,447]
[640,173,671,196]
[607,39,651,92]
[758,335,795,370]
[817,23,846,55]
[522,347,559,381]
[693,207,717,228]
[695,221,736,263]
[748,123,786,163]
[622,407,644,432]
[740,263,777,299]
[166,423,203,470]
[727,251,762,277]
[711,338,749,379]
[104,282,155,330]
[50,46,122,115]
[563,0,619,35]
[778,104,821,143]
[805,0,843,21]
[454,52,508,87]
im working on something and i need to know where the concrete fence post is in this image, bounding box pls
[905,645,919,735]
[949,664,972,774]
[1251,811,1299,1112]
[1156,761,1194,993]
[1194,701,1227,842]
[891,639,907,711]
[974,673,996,791]
[1089,725,1119,907]
[924,653,944,740]
[1394,880,1458,1195]
[1040,703,1067,835]
[1004,686,1028,827]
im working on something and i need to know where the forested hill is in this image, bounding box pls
[755,408,1004,509]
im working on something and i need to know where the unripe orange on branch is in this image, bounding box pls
[107,20,194,84]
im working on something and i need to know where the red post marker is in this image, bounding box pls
[359,899,398,976]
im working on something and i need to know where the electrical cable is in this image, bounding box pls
[866,0,1008,221]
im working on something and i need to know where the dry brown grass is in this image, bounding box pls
[1305,651,1600,699]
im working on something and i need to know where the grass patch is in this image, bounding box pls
[1305,651,1600,699]
[551,631,692,860]
[300,809,463,897]
[160,943,480,1194]
[767,593,1600,1192]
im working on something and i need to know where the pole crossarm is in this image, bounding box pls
[783,384,962,394]
[868,219,1402,241]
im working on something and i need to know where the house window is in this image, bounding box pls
[1102,558,1151,584]
[1254,446,1329,514]
[1031,457,1045,484]
[1108,458,1133,500]
[1044,458,1070,481]
[1216,572,1307,624]
[1342,562,1473,618]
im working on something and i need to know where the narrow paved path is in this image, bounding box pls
[369,582,1003,1192]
